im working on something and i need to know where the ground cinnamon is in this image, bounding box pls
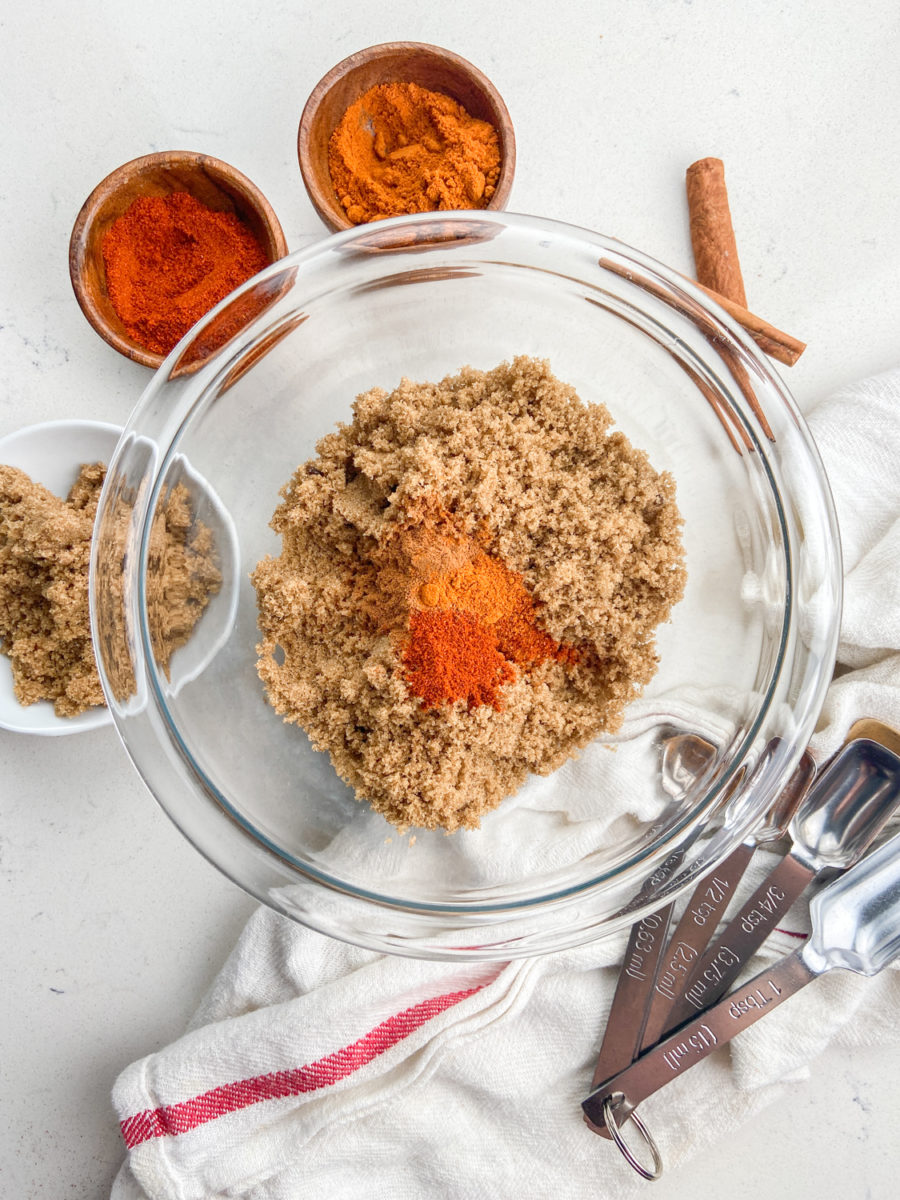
[328,82,501,224]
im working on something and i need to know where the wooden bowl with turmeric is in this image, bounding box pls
[298,42,516,233]
[69,151,288,370]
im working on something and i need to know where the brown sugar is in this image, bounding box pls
[143,480,222,676]
[0,462,220,717]
[252,357,686,833]
[328,82,501,224]
[0,464,105,716]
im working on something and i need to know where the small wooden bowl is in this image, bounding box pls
[69,152,288,369]
[298,42,516,233]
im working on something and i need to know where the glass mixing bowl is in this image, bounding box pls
[90,211,842,959]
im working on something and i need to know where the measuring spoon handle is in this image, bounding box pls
[586,848,688,1101]
[639,841,756,1050]
[589,903,674,1090]
[582,950,817,1130]
[661,850,814,1032]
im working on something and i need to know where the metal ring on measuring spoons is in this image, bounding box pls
[601,1095,664,1181]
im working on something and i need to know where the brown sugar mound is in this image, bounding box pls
[0,462,220,717]
[328,82,501,224]
[0,464,106,716]
[252,358,686,833]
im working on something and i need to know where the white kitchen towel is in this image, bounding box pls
[111,367,900,1200]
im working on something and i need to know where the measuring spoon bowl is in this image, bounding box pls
[791,739,900,873]
[660,733,717,799]
[752,739,817,842]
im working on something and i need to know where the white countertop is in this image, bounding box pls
[3,3,900,1196]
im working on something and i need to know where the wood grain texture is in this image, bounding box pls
[297,42,516,232]
[69,151,288,369]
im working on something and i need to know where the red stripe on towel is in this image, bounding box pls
[121,982,486,1149]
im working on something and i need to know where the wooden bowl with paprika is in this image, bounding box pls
[298,42,516,233]
[69,151,288,369]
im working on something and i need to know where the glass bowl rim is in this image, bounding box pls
[95,209,843,939]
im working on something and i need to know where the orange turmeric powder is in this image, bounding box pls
[328,81,501,225]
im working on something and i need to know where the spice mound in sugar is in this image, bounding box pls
[102,191,269,357]
[252,357,686,833]
[0,463,220,717]
[327,82,501,225]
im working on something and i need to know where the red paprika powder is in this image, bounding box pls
[102,191,268,356]
[403,609,515,712]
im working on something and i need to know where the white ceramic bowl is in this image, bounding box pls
[0,419,121,735]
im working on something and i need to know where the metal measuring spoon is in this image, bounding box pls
[585,872,678,1104]
[639,740,816,1051]
[847,716,900,758]
[657,738,900,1035]
[585,736,716,1106]
[582,819,900,1180]
[585,734,742,1109]
[660,733,718,799]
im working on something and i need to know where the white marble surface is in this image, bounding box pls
[2,2,899,1196]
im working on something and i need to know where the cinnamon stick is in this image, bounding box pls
[696,283,807,367]
[686,157,747,306]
